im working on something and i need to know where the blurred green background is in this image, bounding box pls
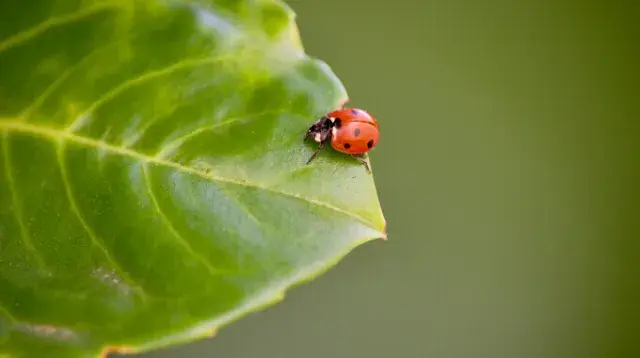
[139,0,638,357]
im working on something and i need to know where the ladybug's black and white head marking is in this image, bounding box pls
[305,116,336,143]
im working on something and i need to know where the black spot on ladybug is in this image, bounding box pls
[351,109,359,115]
[334,118,342,128]
[367,139,374,148]
[353,128,361,137]
[344,143,351,149]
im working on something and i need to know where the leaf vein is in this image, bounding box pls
[214,183,265,232]
[0,119,380,230]
[0,300,17,324]
[0,131,48,271]
[141,163,223,277]
[154,109,286,159]
[55,140,149,300]
[0,3,122,55]
[65,55,237,133]
[20,39,126,120]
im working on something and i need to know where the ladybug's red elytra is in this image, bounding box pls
[305,107,380,172]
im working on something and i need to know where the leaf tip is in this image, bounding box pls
[338,97,350,109]
[381,217,388,240]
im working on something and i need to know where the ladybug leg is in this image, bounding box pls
[351,154,371,173]
[306,141,326,165]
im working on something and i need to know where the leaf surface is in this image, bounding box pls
[0,1,385,356]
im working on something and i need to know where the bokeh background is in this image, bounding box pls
[140,0,638,357]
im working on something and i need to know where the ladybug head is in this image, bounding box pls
[305,116,334,143]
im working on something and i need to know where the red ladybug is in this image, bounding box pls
[305,107,380,172]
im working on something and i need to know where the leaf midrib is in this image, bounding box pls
[0,118,380,231]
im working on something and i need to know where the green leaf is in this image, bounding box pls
[0,0,386,357]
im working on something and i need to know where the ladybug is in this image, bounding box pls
[304,107,379,172]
